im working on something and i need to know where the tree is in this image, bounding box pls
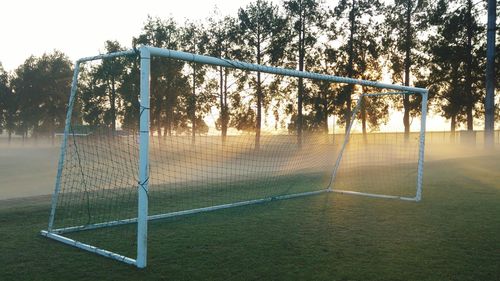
[118,55,140,133]
[304,45,338,134]
[11,56,41,139]
[133,16,189,136]
[100,41,126,131]
[0,63,13,141]
[0,63,7,134]
[39,52,73,142]
[205,12,244,143]
[11,52,72,140]
[0,64,18,144]
[238,0,288,149]
[229,92,257,133]
[384,0,429,140]
[79,67,108,128]
[80,41,127,131]
[427,0,485,133]
[462,0,483,131]
[331,0,385,135]
[284,0,324,147]
[181,20,211,143]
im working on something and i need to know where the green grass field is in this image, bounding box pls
[1,148,499,280]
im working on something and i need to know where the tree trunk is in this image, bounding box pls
[151,69,161,137]
[219,67,224,143]
[223,71,228,140]
[33,124,38,144]
[322,92,329,134]
[256,71,262,150]
[191,63,196,145]
[166,109,173,137]
[484,0,496,149]
[255,33,262,150]
[465,0,474,131]
[219,66,227,144]
[110,76,116,132]
[361,96,367,144]
[297,8,305,148]
[157,111,162,137]
[332,114,336,144]
[403,0,412,141]
[345,0,356,132]
[451,115,456,143]
[165,81,174,138]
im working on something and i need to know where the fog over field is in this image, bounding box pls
[0,142,58,200]
[0,135,497,201]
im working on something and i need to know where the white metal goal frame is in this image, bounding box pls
[40,45,428,268]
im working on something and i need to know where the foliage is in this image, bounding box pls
[425,0,486,131]
[384,0,429,138]
[9,52,72,138]
[134,17,190,136]
[0,63,9,134]
[330,0,386,132]
[205,12,247,140]
[238,0,288,146]
[79,41,127,130]
[282,0,326,144]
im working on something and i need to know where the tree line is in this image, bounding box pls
[0,0,497,145]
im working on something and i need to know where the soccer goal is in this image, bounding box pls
[40,46,428,268]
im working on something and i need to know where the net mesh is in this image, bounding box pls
[54,132,337,226]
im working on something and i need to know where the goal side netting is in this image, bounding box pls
[331,92,426,201]
[40,46,428,268]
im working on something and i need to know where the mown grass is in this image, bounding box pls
[1,152,499,280]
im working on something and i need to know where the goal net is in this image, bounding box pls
[41,46,428,268]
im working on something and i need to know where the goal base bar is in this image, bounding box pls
[330,189,418,202]
[40,230,137,266]
[50,189,330,235]
[147,189,329,222]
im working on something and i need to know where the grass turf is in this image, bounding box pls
[1,153,499,280]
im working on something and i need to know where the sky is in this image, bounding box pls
[0,0,279,72]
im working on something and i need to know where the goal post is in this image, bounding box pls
[137,46,150,268]
[41,45,428,268]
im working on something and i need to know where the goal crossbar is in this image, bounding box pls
[76,46,427,94]
[41,45,428,269]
